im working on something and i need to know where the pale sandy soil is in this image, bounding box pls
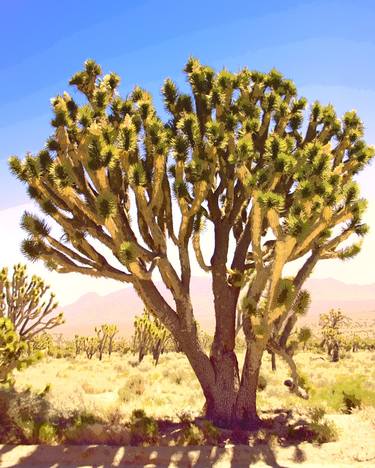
[1,412,374,468]
[2,351,374,466]
[12,351,375,421]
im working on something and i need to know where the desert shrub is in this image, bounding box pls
[177,410,194,424]
[0,385,52,443]
[81,381,109,394]
[118,374,145,403]
[38,422,57,443]
[313,376,375,413]
[70,411,99,428]
[200,420,220,444]
[287,406,338,445]
[257,375,267,391]
[296,371,314,394]
[307,406,339,444]
[0,382,104,445]
[164,368,185,385]
[342,390,362,413]
[129,409,159,445]
[178,423,205,445]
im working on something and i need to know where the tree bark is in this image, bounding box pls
[271,351,276,371]
[233,344,263,428]
[198,344,263,429]
[205,350,240,427]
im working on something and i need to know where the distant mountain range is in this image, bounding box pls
[56,276,375,337]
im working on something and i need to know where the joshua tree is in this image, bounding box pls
[95,325,108,361]
[74,334,85,356]
[319,308,350,362]
[83,336,98,360]
[9,58,374,427]
[0,264,64,340]
[297,326,312,351]
[149,316,173,366]
[132,309,173,365]
[105,324,119,357]
[0,318,28,383]
[94,323,119,359]
[30,332,55,356]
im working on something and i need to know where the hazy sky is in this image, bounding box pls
[0,0,374,305]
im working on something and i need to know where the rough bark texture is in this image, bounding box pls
[271,352,277,372]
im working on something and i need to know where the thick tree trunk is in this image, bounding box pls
[202,345,263,429]
[331,342,339,362]
[233,344,263,428]
[205,350,240,427]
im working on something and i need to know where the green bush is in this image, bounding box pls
[178,423,205,445]
[342,391,362,413]
[287,406,338,445]
[307,406,339,444]
[312,376,375,413]
[129,409,159,445]
[0,317,29,383]
[0,385,52,444]
[38,422,57,443]
[297,371,314,394]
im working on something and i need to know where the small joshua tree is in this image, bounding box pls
[319,308,350,362]
[95,325,108,361]
[105,324,119,357]
[83,336,98,359]
[150,318,173,366]
[298,326,312,351]
[132,310,155,363]
[133,310,172,365]
[74,334,85,356]
[0,264,64,340]
[30,332,55,356]
[10,58,374,428]
[94,323,119,359]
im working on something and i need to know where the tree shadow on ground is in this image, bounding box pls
[0,410,316,467]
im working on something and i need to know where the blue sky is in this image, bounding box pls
[0,0,374,301]
[1,0,375,208]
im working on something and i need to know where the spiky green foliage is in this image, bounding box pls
[106,324,119,356]
[94,323,119,360]
[74,335,86,357]
[0,264,64,340]
[0,318,29,383]
[319,309,351,362]
[9,58,374,427]
[29,332,55,356]
[133,310,173,365]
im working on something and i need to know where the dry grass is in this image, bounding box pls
[12,350,375,424]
